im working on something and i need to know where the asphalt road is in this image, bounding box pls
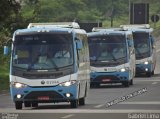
[0,41,160,119]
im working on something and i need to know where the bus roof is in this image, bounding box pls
[15,27,73,35]
[120,24,153,33]
[92,27,122,32]
[88,30,132,37]
[13,26,86,40]
[27,22,80,29]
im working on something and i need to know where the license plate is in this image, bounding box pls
[102,79,111,82]
[38,96,50,100]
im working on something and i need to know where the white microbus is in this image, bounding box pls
[88,29,135,87]
[4,22,90,109]
[121,24,156,77]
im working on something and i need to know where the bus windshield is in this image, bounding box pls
[133,32,150,59]
[88,35,127,67]
[12,33,73,70]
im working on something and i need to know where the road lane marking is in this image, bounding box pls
[0,109,160,113]
[0,93,8,96]
[61,114,74,119]
[120,101,160,105]
[94,104,104,108]
[152,82,158,85]
[0,90,9,96]
[135,79,160,82]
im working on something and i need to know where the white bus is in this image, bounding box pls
[4,22,90,109]
[121,25,156,77]
[88,29,135,87]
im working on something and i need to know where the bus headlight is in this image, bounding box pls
[59,80,77,87]
[119,67,129,72]
[120,68,126,72]
[13,82,27,88]
[144,61,149,65]
[144,60,152,65]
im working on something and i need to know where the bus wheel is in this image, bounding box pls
[122,81,130,87]
[146,72,151,77]
[15,101,22,110]
[151,71,154,75]
[24,101,31,107]
[79,98,85,106]
[70,100,78,108]
[90,82,95,88]
[32,102,38,107]
[130,79,133,85]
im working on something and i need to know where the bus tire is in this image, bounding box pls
[32,102,38,107]
[146,72,151,77]
[151,70,154,75]
[70,100,78,108]
[130,79,133,85]
[79,98,85,106]
[24,101,31,107]
[15,101,22,110]
[122,81,130,87]
[90,82,95,88]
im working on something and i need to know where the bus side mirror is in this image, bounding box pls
[4,46,9,56]
[76,40,83,50]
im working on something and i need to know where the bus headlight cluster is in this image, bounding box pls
[144,60,152,65]
[13,82,27,88]
[144,61,149,65]
[119,67,129,72]
[120,68,126,72]
[17,94,22,99]
[59,80,77,87]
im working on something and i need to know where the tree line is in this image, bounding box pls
[1,0,160,48]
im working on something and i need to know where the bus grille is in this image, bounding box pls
[24,91,63,100]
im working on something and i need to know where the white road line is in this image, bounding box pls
[94,104,104,108]
[0,109,160,113]
[61,114,74,119]
[135,79,160,82]
[0,90,9,96]
[120,101,160,105]
[0,93,8,96]
[152,82,158,85]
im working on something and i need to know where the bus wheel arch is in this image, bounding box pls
[79,83,87,106]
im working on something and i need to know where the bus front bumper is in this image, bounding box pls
[136,63,152,74]
[90,71,130,84]
[11,84,78,103]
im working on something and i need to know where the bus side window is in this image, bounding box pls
[76,34,85,67]
[128,39,134,55]
[150,35,155,49]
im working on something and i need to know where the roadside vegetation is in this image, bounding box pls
[0,0,160,91]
